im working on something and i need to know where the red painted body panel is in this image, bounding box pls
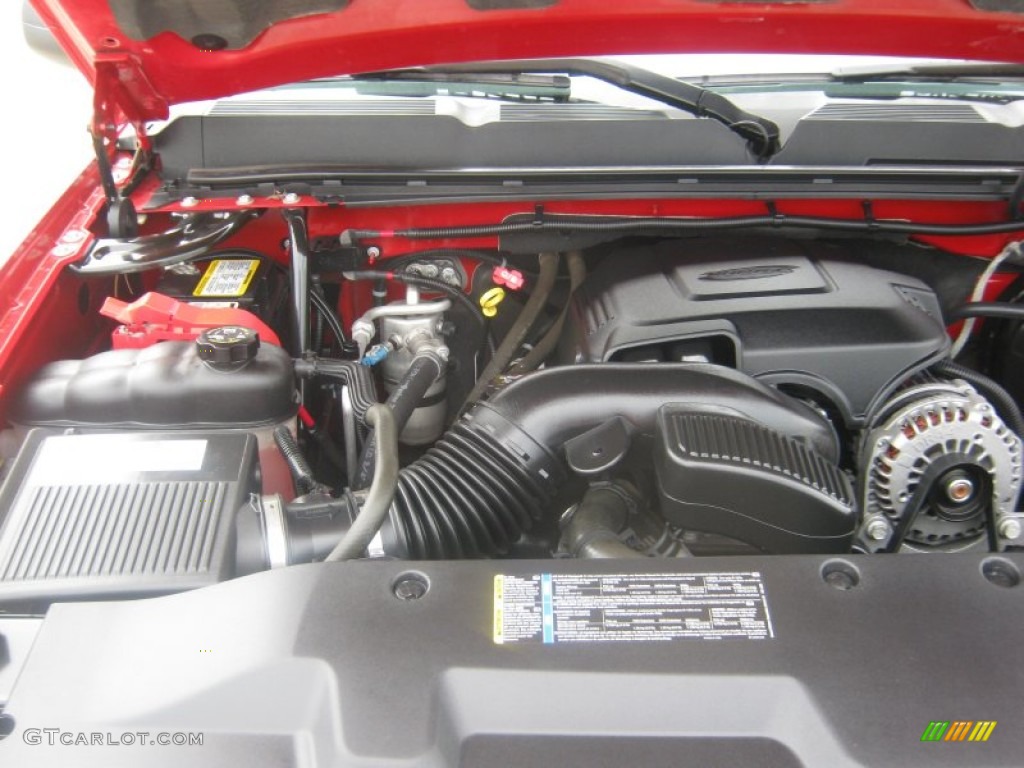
[0,161,109,421]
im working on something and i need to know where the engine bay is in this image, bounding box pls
[2,203,1024,610]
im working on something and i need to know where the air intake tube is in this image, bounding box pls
[376,363,839,559]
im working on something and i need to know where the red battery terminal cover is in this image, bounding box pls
[100,291,282,349]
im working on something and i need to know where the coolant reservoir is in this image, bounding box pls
[10,333,298,496]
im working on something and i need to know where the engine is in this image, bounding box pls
[1,229,1023,608]
[562,238,950,425]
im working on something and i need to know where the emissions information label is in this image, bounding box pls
[493,572,773,645]
[194,259,259,297]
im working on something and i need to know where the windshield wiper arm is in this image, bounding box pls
[357,58,781,158]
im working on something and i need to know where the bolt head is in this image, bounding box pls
[181,196,199,208]
[236,194,254,206]
[393,577,428,600]
[282,192,301,205]
[50,243,78,258]
[866,518,890,541]
[60,229,87,244]
[366,246,381,260]
[999,517,1022,541]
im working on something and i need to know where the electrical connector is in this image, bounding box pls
[492,266,525,291]
[361,344,390,367]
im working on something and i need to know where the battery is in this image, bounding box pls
[156,251,270,315]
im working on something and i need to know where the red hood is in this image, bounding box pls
[30,0,1024,124]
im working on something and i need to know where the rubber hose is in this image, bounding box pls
[562,486,646,559]
[325,405,399,561]
[381,363,838,559]
[294,358,378,427]
[353,352,444,490]
[274,426,319,496]
[932,359,1024,437]
[309,290,347,344]
[949,302,1024,322]
[509,251,586,375]
[462,252,558,408]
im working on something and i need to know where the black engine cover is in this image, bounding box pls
[564,238,949,425]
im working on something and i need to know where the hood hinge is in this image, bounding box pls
[90,57,168,238]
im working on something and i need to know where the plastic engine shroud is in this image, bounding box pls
[565,237,950,426]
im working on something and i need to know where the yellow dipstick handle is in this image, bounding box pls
[479,287,506,318]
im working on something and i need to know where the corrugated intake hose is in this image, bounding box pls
[378,363,839,559]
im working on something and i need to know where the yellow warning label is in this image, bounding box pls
[193,259,259,298]
[493,575,504,644]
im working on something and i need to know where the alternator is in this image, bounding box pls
[859,379,1023,551]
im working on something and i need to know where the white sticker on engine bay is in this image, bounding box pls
[493,572,773,645]
[31,436,208,485]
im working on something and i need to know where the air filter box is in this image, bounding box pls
[0,429,258,607]
[654,406,856,553]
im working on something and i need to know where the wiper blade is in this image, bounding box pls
[352,71,572,102]
[823,83,1024,105]
[831,61,1024,83]
[357,58,781,158]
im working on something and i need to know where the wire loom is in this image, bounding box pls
[341,210,1024,244]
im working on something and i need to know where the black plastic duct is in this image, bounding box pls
[379,363,838,559]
